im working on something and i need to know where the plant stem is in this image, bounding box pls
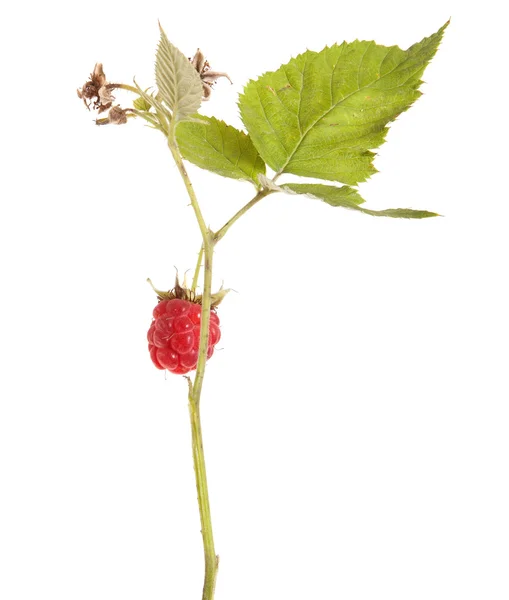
[166,125,276,600]
[191,230,217,599]
[168,122,218,600]
[109,83,140,95]
[188,392,219,599]
[214,188,274,243]
[168,144,209,241]
[187,232,218,599]
[191,245,204,293]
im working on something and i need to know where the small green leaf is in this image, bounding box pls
[239,22,448,185]
[133,80,168,115]
[155,25,203,121]
[176,116,266,187]
[132,80,171,133]
[133,95,152,111]
[281,183,440,218]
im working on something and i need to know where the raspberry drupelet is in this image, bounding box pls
[148,298,221,375]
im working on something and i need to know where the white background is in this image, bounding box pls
[1,1,508,599]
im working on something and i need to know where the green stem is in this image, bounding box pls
[214,188,274,243]
[191,245,204,293]
[168,121,218,600]
[187,389,219,600]
[168,144,209,241]
[188,231,218,600]
[192,231,214,407]
[109,83,140,95]
[166,122,276,600]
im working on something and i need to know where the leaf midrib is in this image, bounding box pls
[274,45,419,178]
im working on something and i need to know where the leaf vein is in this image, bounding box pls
[278,43,428,175]
[357,41,373,89]
[255,84,287,159]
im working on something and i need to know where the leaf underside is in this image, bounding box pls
[281,183,439,218]
[239,22,448,186]
[155,26,203,121]
[176,116,266,187]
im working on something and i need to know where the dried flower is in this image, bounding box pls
[189,49,232,100]
[107,105,128,124]
[77,63,115,113]
[95,105,133,126]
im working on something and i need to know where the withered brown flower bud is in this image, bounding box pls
[189,49,232,100]
[77,63,114,112]
[95,105,134,126]
[108,105,128,125]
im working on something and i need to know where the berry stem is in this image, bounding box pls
[192,230,214,406]
[168,120,218,600]
[191,245,204,293]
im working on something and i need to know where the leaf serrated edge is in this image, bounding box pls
[177,115,266,187]
[156,24,203,122]
[240,22,450,186]
[280,183,441,218]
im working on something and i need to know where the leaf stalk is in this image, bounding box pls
[214,187,274,243]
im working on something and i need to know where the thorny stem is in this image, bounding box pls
[187,379,219,600]
[168,118,218,600]
[192,245,204,293]
[168,144,209,241]
[192,231,214,406]
[108,83,140,95]
[127,85,274,597]
[165,132,278,600]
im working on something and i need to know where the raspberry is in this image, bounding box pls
[148,299,221,375]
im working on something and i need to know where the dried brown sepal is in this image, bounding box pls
[190,49,207,73]
[202,84,213,100]
[147,274,229,309]
[97,102,113,114]
[189,49,232,101]
[77,63,116,112]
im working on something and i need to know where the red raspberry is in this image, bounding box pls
[147,299,221,375]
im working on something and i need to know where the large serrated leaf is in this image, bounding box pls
[239,22,448,186]
[155,26,203,121]
[281,183,439,218]
[176,116,266,187]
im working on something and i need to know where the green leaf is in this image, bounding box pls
[176,116,266,187]
[239,22,448,186]
[132,80,171,133]
[280,183,440,218]
[155,25,203,121]
[133,80,168,116]
[133,95,152,111]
